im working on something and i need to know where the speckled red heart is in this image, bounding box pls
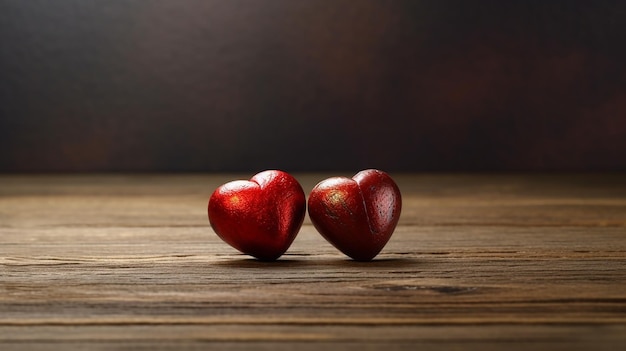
[308,169,402,261]
[208,170,306,261]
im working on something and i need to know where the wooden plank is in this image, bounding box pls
[0,325,624,350]
[1,174,625,350]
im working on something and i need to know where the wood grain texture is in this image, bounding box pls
[1,173,625,350]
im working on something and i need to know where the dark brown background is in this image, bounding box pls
[1,0,625,172]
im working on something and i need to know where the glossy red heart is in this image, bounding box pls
[308,169,402,261]
[208,170,306,261]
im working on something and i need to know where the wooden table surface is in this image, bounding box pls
[1,173,625,350]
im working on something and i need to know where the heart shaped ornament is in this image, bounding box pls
[308,169,402,261]
[208,170,306,261]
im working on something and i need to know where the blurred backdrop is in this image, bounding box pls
[1,0,625,172]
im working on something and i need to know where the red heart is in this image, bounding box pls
[308,169,402,261]
[208,170,306,261]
